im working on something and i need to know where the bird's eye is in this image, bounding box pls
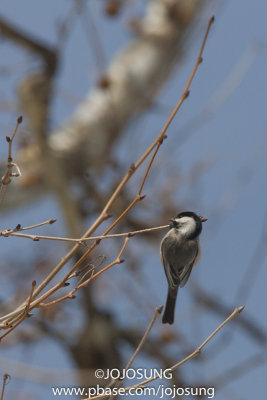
[169,219,178,228]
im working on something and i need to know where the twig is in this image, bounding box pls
[25,238,129,311]
[0,116,22,206]
[101,195,145,238]
[0,218,57,239]
[15,218,56,231]
[83,306,244,400]
[167,306,244,373]
[0,281,36,341]
[1,224,169,243]
[125,307,244,389]
[77,237,129,286]
[126,306,163,371]
[0,374,11,400]
[138,141,162,195]
[107,306,163,400]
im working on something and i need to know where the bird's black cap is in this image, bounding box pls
[174,211,207,239]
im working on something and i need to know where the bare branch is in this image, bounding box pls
[0,281,36,341]
[0,224,169,243]
[126,306,163,371]
[107,306,163,399]
[21,238,129,311]
[0,116,22,206]
[83,306,244,400]
[0,374,11,400]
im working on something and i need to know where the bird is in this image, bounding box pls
[160,211,207,324]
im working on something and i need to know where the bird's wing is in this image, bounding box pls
[161,235,199,289]
[179,262,194,287]
[161,235,181,290]
[179,245,199,287]
[162,255,180,290]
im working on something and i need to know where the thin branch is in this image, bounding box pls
[138,141,162,195]
[108,306,163,400]
[0,374,11,400]
[101,195,144,238]
[77,237,129,285]
[83,306,244,400]
[0,281,36,340]
[1,224,169,243]
[15,218,57,231]
[0,116,22,206]
[37,292,76,309]
[125,306,163,371]
[168,307,244,372]
[25,238,129,311]
[0,218,57,239]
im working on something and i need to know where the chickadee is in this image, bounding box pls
[160,211,207,324]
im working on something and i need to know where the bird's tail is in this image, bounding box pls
[162,287,178,324]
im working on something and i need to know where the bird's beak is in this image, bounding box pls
[200,216,208,222]
[169,218,176,227]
